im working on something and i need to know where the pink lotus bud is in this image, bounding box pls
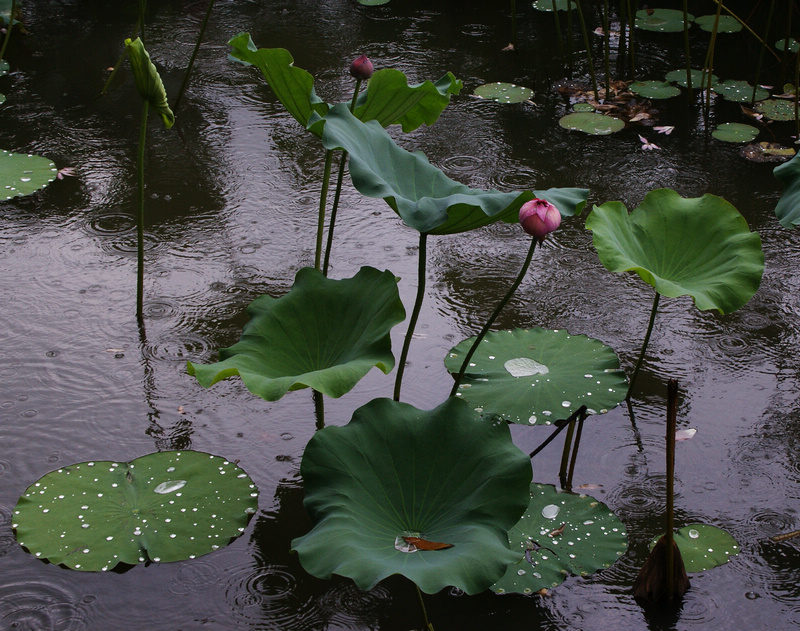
[519,198,561,241]
[349,55,374,80]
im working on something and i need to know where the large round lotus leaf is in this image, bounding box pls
[13,451,258,571]
[558,112,624,135]
[649,524,739,572]
[755,98,797,121]
[711,122,759,143]
[773,151,800,227]
[492,484,627,594]
[712,80,769,103]
[664,68,718,88]
[586,189,764,313]
[694,15,742,33]
[444,328,627,424]
[532,0,575,11]
[474,82,533,104]
[292,397,533,595]
[1,150,57,200]
[629,81,681,99]
[636,9,694,32]
[775,38,800,53]
[188,266,405,401]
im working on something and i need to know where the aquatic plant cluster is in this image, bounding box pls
[4,0,800,627]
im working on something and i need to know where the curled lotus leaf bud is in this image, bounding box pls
[519,198,561,241]
[349,54,374,80]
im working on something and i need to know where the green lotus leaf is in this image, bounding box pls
[188,266,404,400]
[474,82,533,104]
[694,15,742,33]
[586,189,764,313]
[712,79,769,103]
[532,0,575,11]
[650,524,739,572]
[124,37,174,129]
[0,59,8,77]
[0,149,57,200]
[558,112,624,135]
[772,150,800,227]
[711,122,759,143]
[775,37,800,53]
[292,397,533,594]
[572,102,595,112]
[636,9,694,33]
[492,484,628,593]
[444,328,627,424]
[755,98,797,121]
[0,93,5,105]
[629,80,681,99]
[665,68,718,88]
[13,451,258,571]
[358,0,390,4]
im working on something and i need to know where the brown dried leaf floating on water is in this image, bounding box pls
[402,536,454,550]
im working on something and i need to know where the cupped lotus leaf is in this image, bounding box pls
[629,81,681,99]
[755,98,797,121]
[665,68,718,88]
[0,59,8,77]
[572,102,595,112]
[532,0,575,11]
[711,122,759,143]
[772,151,800,227]
[492,484,628,593]
[13,451,258,571]
[124,38,174,129]
[775,38,800,53]
[0,150,57,200]
[444,328,627,424]
[586,189,764,313]
[474,82,533,104]
[558,112,624,135]
[636,9,694,32]
[291,397,533,594]
[694,15,742,33]
[188,266,404,400]
[650,524,739,572]
[712,80,768,103]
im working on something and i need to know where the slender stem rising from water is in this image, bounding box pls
[136,100,150,323]
[174,0,215,111]
[626,291,660,399]
[314,150,334,271]
[394,233,428,402]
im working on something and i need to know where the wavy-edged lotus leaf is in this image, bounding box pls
[636,9,693,32]
[558,112,624,135]
[188,266,405,400]
[292,397,533,594]
[775,37,800,53]
[755,98,797,121]
[572,102,595,112]
[532,0,576,11]
[712,79,768,103]
[712,122,759,143]
[665,68,718,88]
[0,150,57,200]
[630,81,681,99]
[444,328,627,424]
[492,484,627,593]
[586,189,764,313]
[772,150,800,227]
[13,451,258,571]
[474,82,533,104]
[650,524,739,572]
[694,15,742,33]
[125,37,174,129]
[0,59,8,77]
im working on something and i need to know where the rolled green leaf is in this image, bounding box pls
[125,37,175,129]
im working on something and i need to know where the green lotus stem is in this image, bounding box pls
[665,379,678,599]
[314,150,334,271]
[710,1,779,64]
[313,390,324,430]
[551,0,564,60]
[394,232,428,402]
[683,0,693,97]
[0,0,16,62]
[173,0,215,111]
[626,0,635,79]
[415,584,435,631]
[136,100,150,323]
[701,4,722,121]
[626,291,660,399]
[751,0,775,106]
[449,238,537,397]
[566,413,586,489]
[138,0,147,40]
[603,0,611,96]
[780,1,792,85]
[101,2,147,96]
[558,418,576,487]
[528,405,586,458]
[574,0,598,100]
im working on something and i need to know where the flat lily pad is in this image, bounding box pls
[665,68,718,88]
[532,0,576,11]
[0,150,57,200]
[630,81,681,99]
[558,112,624,135]
[711,122,759,143]
[492,484,627,593]
[292,397,533,594]
[13,451,258,571]
[755,98,797,121]
[188,266,405,400]
[712,80,769,103]
[636,9,694,33]
[572,102,595,112]
[0,59,8,77]
[650,524,739,572]
[775,38,800,53]
[474,82,533,104]
[694,15,742,33]
[444,328,627,424]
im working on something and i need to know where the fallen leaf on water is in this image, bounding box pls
[629,111,651,122]
[654,125,675,134]
[638,135,660,150]
[502,42,515,52]
[675,428,697,441]
[403,536,454,550]
[740,106,764,120]
[57,166,77,180]
[577,483,603,490]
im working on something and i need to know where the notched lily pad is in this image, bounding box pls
[694,15,742,33]
[650,524,739,572]
[636,9,694,33]
[0,150,57,200]
[664,68,717,88]
[711,122,759,143]
[755,99,797,121]
[474,82,533,104]
[558,112,624,135]
[630,81,681,99]
[712,80,769,103]
[13,451,258,571]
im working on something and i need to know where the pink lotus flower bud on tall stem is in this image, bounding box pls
[519,198,561,242]
[349,55,374,80]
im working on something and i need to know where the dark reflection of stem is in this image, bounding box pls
[136,100,150,323]
[394,232,427,402]
[313,390,324,430]
[626,397,645,452]
[665,379,678,598]
[529,405,586,459]
[173,0,215,112]
[551,0,564,61]
[0,0,16,61]
[565,414,585,489]
[558,418,576,487]
[626,291,660,400]
[137,318,164,448]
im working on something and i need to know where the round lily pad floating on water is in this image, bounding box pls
[664,68,718,88]
[630,81,681,99]
[292,397,532,594]
[532,0,575,11]
[756,98,797,121]
[649,524,738,572]
[474,82,533,104]
[775,38,800,53]
[558,112,624,135]
[444,328,628,424]
[712,80,769,103]
[492,483,627,594]
[712,122,759,143]
[694,15,742,33]
[636,8,694,33]
[1,150,58,200]
[13,451,258,571]
[572,102,595,112]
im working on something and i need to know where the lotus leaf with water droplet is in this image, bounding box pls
[649,523,738,572]
[775,38,800,53]
[712,80,769,103]
[712,122,759,143]
[558,112,624,135]
[13,451,258,571]
[756,99,797,121]
[292,397,532,594]
[474,82,533,104]
[0,59,8,78]
[492,483,628,594]
[665,68,718,88]
[444,328,627,424]
[694,15,742,33]
[0,150,57,200]
[635,8,694,32]
[630,81,681,100]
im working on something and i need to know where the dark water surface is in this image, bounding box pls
[1,1,799,629]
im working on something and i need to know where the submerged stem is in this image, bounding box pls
[136,100,150,323]
[665,378,678,599]
[394,232,428,402]
[174,0,215,111]
[626,291,661,399]
[314,150,334,271]
[415,584,434,630]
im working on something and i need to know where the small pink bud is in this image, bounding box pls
[519,198,561,241]
[349,55,374,80]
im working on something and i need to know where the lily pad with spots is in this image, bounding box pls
[474,82,533,104]
[712,80,769,103]
[0,150,57,200]
[492,483,628,593]
[635,9,693,33]
[711,122,759,143]
[650,524,739,572]
[572,102,595,112]
[13,451,258,571]
[444,328,627,424]
[755,98,797,121]
[292,397,533,594]
[558,112,624,135]
[775,38,800,53]
[532,0,575,11]
[665,68,717,88]
[629,81,681,99]
[0,59,8,77]
[694,15,742,33]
